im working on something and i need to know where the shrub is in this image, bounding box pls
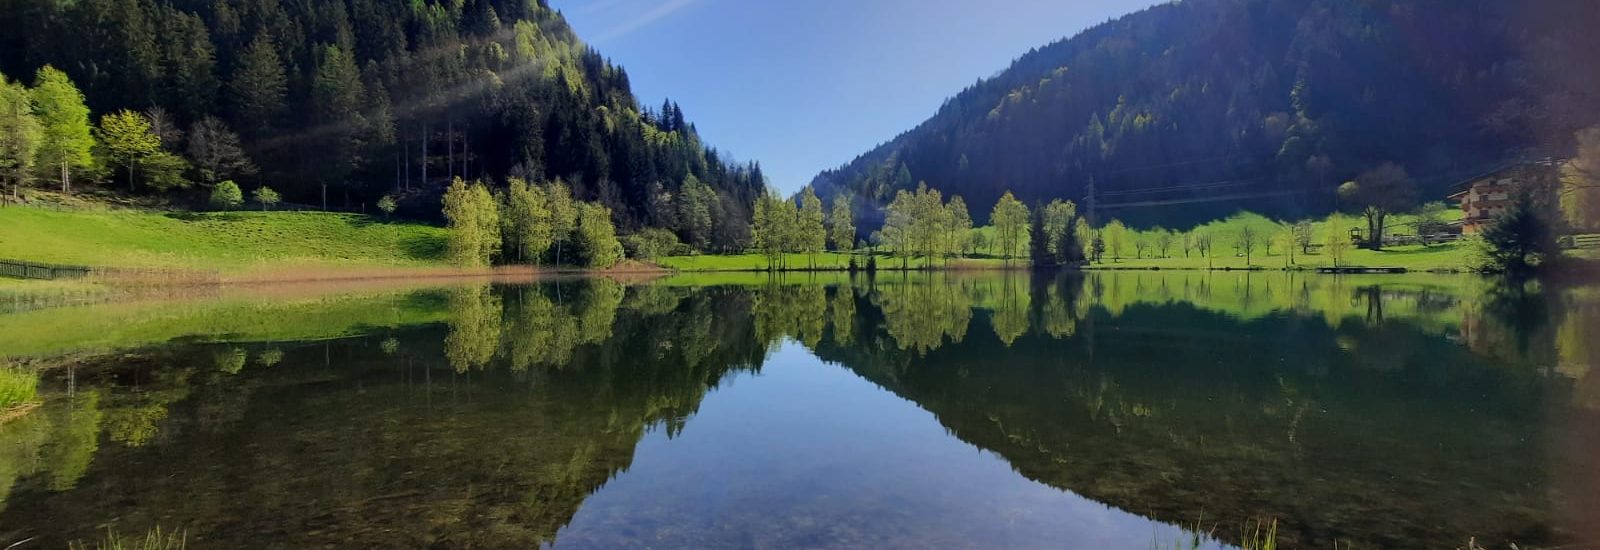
[210,180,244,210]
[377,195,397,217]
[623,227,683,260]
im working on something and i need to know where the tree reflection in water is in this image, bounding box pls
[0,272,1594,548]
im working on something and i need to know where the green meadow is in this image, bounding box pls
[0,206,448,272]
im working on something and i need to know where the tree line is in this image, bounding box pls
[811,0,1599,229]
[0,0,765,250]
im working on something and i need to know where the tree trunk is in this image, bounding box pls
[61,160,69,193]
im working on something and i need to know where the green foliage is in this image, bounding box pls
[1479,192,1557,274]
[30,66,94,191]
[1,2,764,236]
[798,186,828,266]
[443,178,501,267]
[676,174,718,250]
[95,109,161,191]
[0,71,42,193]
[501,178,553,264]
[576,202,623,269]
[0,363,38,409]
[252,186,281,211]
[751,191,799,270]
[624,227,684,260]
[377,195,398,217]
[546,179,578,265]
[990,191,1029,262]
[209,180,243,210]
[829,195,856,252]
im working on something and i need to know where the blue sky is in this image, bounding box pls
[550,0,1162,194]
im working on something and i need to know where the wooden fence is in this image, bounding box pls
[0,259,92,280]
[1,259,221,285]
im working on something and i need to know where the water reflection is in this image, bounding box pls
[0,272,1594,548]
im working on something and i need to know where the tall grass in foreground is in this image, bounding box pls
[1152,518,1276,550]
[68,526,187,550]
[0,362,39,410]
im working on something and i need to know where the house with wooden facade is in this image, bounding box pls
[1447,159,1564,235]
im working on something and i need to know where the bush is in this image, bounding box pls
[210,180,244,210]
[377,195,397,217]
[623,228,685,260]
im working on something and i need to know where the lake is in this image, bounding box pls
[1,271,1596,548]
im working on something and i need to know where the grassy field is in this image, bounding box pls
[1093,240,1477,271]
[0,205,448,272]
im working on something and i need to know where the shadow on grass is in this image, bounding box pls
[402,234,447,261]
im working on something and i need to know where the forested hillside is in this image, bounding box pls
[812,0,1600,227]
[0,0,763,250]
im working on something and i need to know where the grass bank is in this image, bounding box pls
[0,204,448,273]
[1090,240,1476,271]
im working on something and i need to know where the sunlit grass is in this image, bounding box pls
[0,361,39,410]
[0,205,447,272]
[69,526,187,550]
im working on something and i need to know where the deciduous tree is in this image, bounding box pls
[990,191,1029,264]
[31,67,94,193]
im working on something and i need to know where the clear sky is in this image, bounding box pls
[549,0,1163,194]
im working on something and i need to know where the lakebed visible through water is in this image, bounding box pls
[0,271,1596,548]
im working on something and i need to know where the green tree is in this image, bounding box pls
[96,110,162,192]
[799,186,827,268]
[1338,163,1417,250]
[829,194,856,253]
[676,174,716,250]
[311,44,366,190]
[0,72,41,199]
[210,180,243,210]
[945,195,972,263]
[1041,199,1078,263]
[751,191,794,270]
[252,186,280,211]
[1480,191,1558,275]
[1154,228,1176,258]
[576,201,623,269]
[443,178,501,267]
[230,34,287,135]
[141,152,191,191]
[545,179,578,266]
[502,178,553,264]
[1325,224,1352,267]
[1103,219,1129,261]
[31,66,94,193]
[990,191,1030,264]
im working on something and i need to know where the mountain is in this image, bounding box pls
[0,0,763,249]
[811,0,1600,228]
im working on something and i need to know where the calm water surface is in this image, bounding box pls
[0,272,1596,548]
